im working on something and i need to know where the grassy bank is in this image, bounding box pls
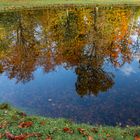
[0,104,140,140]
[0,0,140,11]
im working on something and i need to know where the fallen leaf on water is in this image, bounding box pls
[88,136,94,140]
[18,121,33,128]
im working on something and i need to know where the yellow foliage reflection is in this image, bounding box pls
[0,6,140,96]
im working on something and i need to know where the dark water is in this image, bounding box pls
[0,5,140,126]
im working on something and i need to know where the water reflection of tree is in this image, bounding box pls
[0,11,39,83]
[0,6,139,95]
[75,62,114,96]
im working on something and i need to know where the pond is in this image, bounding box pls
[0,5,140,126]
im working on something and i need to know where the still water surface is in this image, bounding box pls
[0,5,140,126]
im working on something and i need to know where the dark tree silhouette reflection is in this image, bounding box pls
[75,63,114,96]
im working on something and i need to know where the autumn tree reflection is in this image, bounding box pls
[0,11,39,83]
[0,6,139,95]
[75,64,114,96]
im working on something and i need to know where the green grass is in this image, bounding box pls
[0,103,140,140]
[0,0,140,11]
